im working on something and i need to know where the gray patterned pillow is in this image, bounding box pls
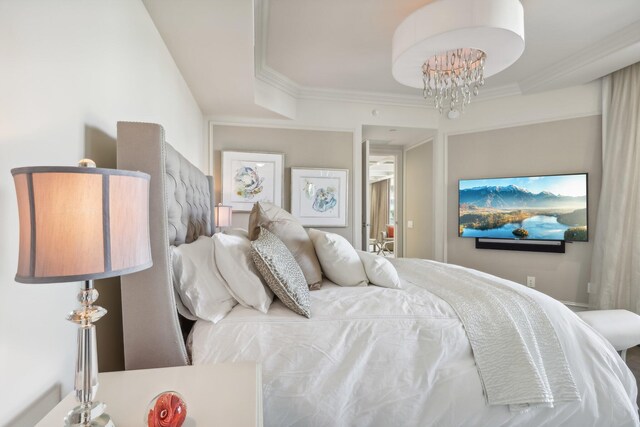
[251,227,311,318]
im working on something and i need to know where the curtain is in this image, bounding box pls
[590,62,640,312]
[370,179,389,240]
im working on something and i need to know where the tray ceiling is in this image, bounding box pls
[144,0,640,115]
[266,0,640,95]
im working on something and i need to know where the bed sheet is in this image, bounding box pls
[190,261,639,427]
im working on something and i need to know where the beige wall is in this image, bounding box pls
[211,125,354,242]
[405,141,435,259]
[0,1,204,423]
[447,116,602,304]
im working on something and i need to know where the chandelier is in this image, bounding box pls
[423,48,486,114]
[392,0,525,116]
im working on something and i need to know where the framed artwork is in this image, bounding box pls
[291,167,349,227]
[222,151,284,211]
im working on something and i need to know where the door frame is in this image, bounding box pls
[361,140,370,250]
[368,145,404,258]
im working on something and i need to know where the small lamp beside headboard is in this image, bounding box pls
[214,203,233,232]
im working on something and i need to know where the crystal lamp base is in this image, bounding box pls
[64,401,114,427]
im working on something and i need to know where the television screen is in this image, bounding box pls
[458,173,588,241]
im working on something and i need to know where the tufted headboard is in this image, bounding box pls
[116,122,214,369]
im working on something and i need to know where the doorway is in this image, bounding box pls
[369,153,396,257]
[362,125,437,259]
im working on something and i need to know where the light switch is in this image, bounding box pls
[408,220,414,229]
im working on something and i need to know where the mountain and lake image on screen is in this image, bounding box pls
[458,174,588,242]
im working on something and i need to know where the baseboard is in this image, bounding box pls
[7,384,61,427]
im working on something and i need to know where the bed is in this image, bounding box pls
[116,122,639,426]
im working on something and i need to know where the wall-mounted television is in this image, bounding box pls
[458,173,588,242]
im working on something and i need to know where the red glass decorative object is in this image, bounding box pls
[146,391,187,427]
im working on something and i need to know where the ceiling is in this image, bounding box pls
[142,0,282,118]
[363,125,436,147]
[144,0,640,116]
[266,0,640,94]
[369,154,395,183]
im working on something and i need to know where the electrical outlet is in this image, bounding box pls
[407,220,414,229]
[526,276,536,288]
[587,282,592,293]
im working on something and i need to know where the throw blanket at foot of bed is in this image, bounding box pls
[393,258,579,409]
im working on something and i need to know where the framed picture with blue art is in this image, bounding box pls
[291,167,349,227]
[222,151,284,211]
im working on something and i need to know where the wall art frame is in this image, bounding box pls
[291,167,348,227]
[222,150,284,211]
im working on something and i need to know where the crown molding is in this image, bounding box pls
[519,20,640,93]
[298,83,428,107]
[475,83,522,102]
[255,63,300,98]
[255,60,523,109]
[253,0,577,110]
[254,0,298,99]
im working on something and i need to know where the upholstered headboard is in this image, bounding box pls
[116,122,214,370]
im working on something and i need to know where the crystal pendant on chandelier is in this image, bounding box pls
[422,48,486,115]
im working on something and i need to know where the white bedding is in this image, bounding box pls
[190,259,639,426]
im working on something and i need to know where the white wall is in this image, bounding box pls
[0,1,204,423]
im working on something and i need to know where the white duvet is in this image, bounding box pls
[190,259,639,426]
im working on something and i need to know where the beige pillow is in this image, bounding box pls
[248,202,323,289]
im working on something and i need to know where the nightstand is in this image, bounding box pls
[37,362,263,426]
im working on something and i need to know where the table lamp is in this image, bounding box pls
[12,159,152,427]
[214,203,232,232]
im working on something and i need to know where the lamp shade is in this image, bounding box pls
[214,204,233,228]
[12,166,152,284]
[392,0,524,88]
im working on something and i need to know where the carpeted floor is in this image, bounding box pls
[627,346,640,407]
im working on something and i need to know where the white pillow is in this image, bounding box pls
[356,250,402,289]
[212,232,273,313]
[308,229,368,287]
[171,236,237,323]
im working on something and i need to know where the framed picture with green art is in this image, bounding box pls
[222,151,284,211]
[291,167,348,227]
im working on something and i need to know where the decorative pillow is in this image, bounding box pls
[308,229,368,287]
[251,227,311,318]
[248,202,323,290]
[356,250,402,289]
[170,236,237,323]
[212,232,273,313]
